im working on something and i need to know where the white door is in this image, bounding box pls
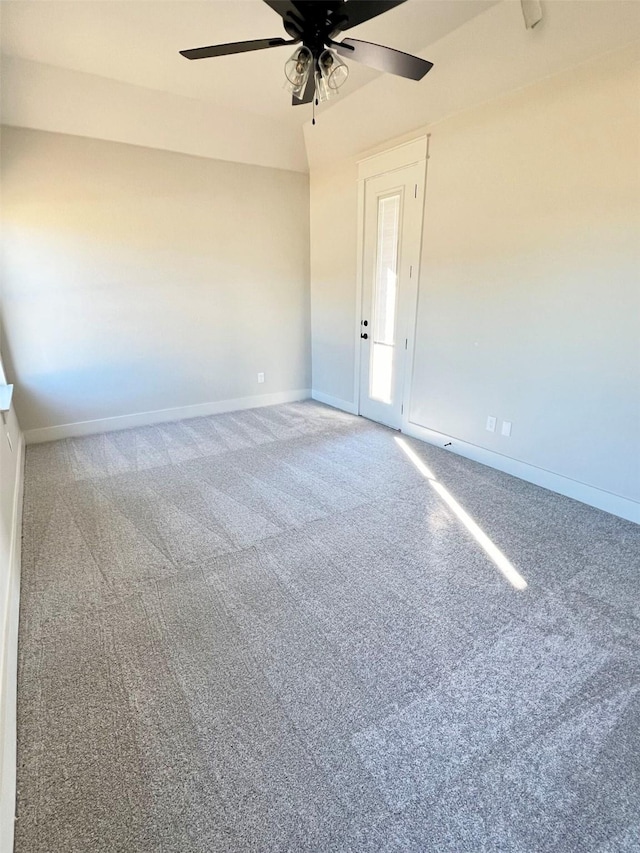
[358,161,425,429]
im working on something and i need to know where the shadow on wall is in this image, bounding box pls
[2,358,203,432]
[0,312,128,428]
[0,314,17,390]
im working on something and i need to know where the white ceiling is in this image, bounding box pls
[1,0,497,129]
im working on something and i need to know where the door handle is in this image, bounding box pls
[360,333,368,340]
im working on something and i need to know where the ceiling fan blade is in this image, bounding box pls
[180,37,293,60]
[262,0,302,18]
[292,71,315,106]
[263,0,309,39]
[334,1,407,32]
[336,38,433,80]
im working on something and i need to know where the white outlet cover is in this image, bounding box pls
[257,372,265,383]
[501,421,512,437]
[486,416,497,432]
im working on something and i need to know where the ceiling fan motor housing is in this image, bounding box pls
[282,1,347,61]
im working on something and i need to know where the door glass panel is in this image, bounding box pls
[370,193,401,403]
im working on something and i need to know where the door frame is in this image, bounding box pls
[353,135,430,431]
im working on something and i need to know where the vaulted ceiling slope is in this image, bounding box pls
[1,1,638,173]
[303,0,640,169]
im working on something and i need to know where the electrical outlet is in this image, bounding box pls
[257,372,265,384]
[501,421,512,437]
[486,415,497,432]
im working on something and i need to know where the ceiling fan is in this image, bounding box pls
[179,1,433,114]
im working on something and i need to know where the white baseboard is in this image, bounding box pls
[311,390,359,416]
[402,420,640,525]
[0,431,25,853]
[24,389,312,444]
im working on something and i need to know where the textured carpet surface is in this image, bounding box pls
[15,401,640,852]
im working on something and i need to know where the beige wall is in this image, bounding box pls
[1,57,309,174]
[1,128,311,432]
[412,44,640,502]
[310,44,640,505]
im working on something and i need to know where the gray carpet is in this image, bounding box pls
[15,401,640,852]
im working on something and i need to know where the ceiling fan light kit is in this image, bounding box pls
[284,45,313,96]
[317,50,349,100]
[179,0,433,120]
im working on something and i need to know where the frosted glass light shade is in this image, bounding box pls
[284,47,312,96]
[318,50,349,94]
